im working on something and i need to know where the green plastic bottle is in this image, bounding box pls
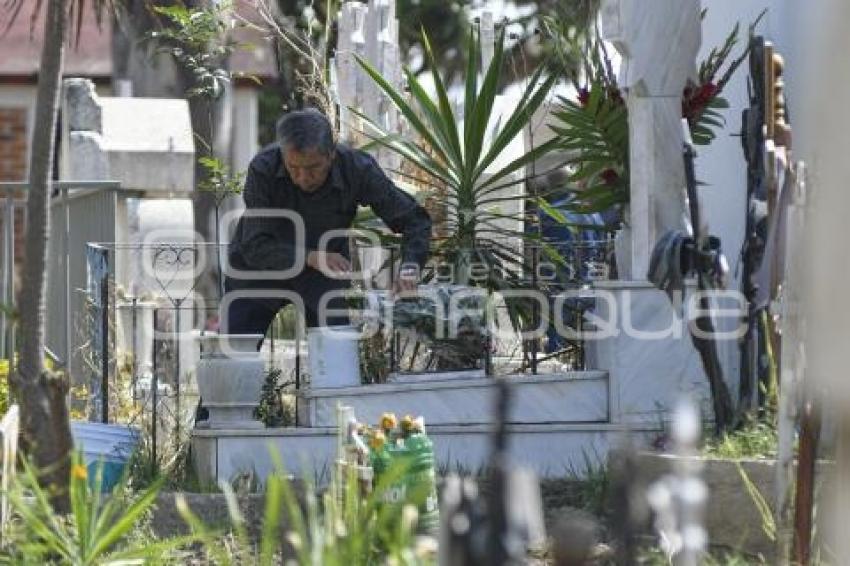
[400,431,440,532]
[369,416,440,533]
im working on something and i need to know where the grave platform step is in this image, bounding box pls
[192,420,659,485]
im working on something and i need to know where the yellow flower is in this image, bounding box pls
[369,430,386,451]
[71,464,88,481]
[379,412,397,431]
[400,414,415,433]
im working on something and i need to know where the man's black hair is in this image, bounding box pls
[275,109,335,154]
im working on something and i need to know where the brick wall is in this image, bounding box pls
[0,107,28,181]
[0,107,28,290]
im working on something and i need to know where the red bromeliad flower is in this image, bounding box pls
[601,168,619,185]
[682,81,719,120]
[577,85,623,109]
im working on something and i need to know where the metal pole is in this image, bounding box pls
[295,327,300,388]
[577,302,586,370]
[294,321,300,426]
[100,269,109,424]
[174,303,182,447]
[484,260,493,376]
[389,246,397,373]
[151,308,159,475]
[63,186,71,390]
[270,312,276,369]
[531,246,539,375]
[3,195,15,363]
[131,297,138,403]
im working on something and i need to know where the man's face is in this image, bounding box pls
[282,145,333,193]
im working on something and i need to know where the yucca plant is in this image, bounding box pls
[355,28,559,286]
[1,452,196,564]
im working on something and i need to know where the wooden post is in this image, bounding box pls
[792,400,820,565]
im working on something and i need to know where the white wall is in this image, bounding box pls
[697,1,789,289]
[695,1,796,399]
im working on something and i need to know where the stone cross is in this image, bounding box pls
[601,0,701,279]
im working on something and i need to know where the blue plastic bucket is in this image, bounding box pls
[71,422,139,492]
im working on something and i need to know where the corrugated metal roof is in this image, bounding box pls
[0,3,112,77]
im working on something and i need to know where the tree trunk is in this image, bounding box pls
[111,0,184,98]
[12,0,74,513]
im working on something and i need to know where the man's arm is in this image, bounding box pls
[237,163,302,271]
[355,154,433,269]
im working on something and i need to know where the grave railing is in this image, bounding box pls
[81,233,615,446]
[351,236,616,379]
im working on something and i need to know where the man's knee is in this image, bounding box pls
[300,276,351,328]
[221,288,288,336]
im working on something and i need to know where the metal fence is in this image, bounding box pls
[0,180,124,369]
[370,239,617,378]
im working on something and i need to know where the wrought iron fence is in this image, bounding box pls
[352,237,616,379]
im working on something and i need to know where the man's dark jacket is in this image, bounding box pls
[229,143,432,276]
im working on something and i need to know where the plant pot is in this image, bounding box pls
[307,325,361,388]
[195,333,265,429]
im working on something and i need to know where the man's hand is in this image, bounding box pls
[307,250,351,277]
[393,264,420,295]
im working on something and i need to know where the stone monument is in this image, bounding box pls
[53,78,195,395]
[588,0,713,425]
[601,0,700,280]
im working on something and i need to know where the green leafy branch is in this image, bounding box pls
[197,156,245,205]
[149,2,253,100]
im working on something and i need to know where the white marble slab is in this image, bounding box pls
[300,372,608,427]
[589,283,713,424]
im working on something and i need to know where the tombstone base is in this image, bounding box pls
[197,403,264,430]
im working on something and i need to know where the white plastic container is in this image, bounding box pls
[307,325,361,388]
